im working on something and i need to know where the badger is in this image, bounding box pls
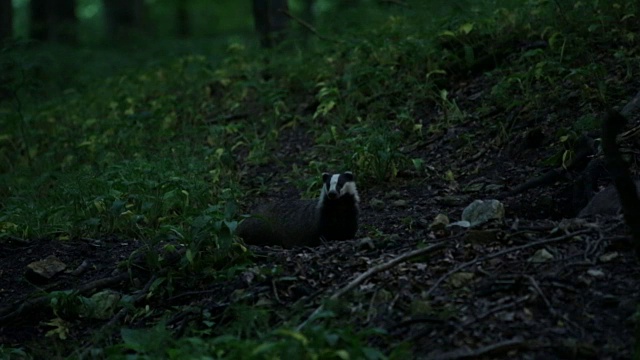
[236,171,360,248]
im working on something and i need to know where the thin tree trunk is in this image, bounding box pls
[30,0,50,41]
[29,0,77,43]
[252,0,289,48]
[302,0,314,24]
[176,0,189,37]
[52,0,77,43]
[103,0,146,40]
[300,0,314,43]
[0,0,12,40]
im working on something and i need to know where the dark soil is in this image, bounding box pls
[2,73,640,359]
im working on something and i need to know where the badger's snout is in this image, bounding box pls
[327,190,339,199]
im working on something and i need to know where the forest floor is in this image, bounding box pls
[2,69,639,359]
[2,2,640,359]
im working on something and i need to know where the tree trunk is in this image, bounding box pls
[302,0,314,24]
[103,0,146,40]
[52,0,77,43]
[29,0,77,43]
[0,0,12,40]
[299,0,314,43]
[30,0,50,41]
[176,0,189,37]
[252,0,289,48]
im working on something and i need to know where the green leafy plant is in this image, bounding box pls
[104,322,390,360]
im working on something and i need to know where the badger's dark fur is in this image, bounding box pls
[236,172,360,248]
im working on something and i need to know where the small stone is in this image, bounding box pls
[599,252,619,263]
[578,274,592,286]
[448,272,475,288]
[587,269,605,278]
[447,220,471,228]
[529,249,554,263]
[392,200,408,208]
[26,255,67,281]
[577,182,640,217]
[357,237,376,250]
[461,199,505,227]
[430,214,450,231]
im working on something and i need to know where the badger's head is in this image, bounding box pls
[320,171,360,202]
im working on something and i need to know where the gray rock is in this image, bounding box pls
[578,181,640,217]
[26,255,67,281]
[461,199,505,227]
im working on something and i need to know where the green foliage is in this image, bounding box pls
[322,122,408,183]
[0,345,29,360]
[100,322,389,360]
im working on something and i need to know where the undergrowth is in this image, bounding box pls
[1,0,639,357]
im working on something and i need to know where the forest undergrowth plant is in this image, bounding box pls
[323,122,408,184]
[436,21,481,71]
[287,161,330,199]
[314,81,340,120]
[433,88,466,127]
[0,51,226,241]
[101,319,393,360]
[0,346,27,359]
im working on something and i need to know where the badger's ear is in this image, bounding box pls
[322,173,331,182]
[343,171,354,182]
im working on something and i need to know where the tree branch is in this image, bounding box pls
[297,241,447,330]
[424,229,593,297]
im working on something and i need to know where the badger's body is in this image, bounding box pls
[236,172,360,248]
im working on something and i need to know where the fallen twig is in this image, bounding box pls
[280,9,341,44]
[271,278,283,304]
[166,285,226,303]
[527,275,584,332]
[71,259,92,276]
[297,241,447,330]
[462,295,530,328]
[0,272,130,323]
[527,275,553,312]
[424,229,593,297]
[409,294,531,343]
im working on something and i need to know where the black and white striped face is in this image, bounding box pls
[321,171,359,201]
